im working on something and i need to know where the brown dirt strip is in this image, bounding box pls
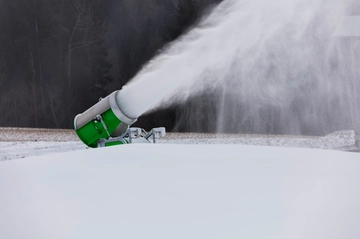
[0,127,78,142]
[0,127,318,142]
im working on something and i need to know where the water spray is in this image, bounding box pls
[74,90,165,148]
[111,0,360,137]
[334,16,360,148]
[74,0,360,149]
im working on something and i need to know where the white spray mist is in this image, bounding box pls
[117,0,360,135]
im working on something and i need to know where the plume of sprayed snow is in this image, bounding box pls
[118,0,360,135]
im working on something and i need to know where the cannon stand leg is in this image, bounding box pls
[96,127,166,147]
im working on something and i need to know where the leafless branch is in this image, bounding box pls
[60,27,70,37]
[0,56,7,89]
[70,0,88,44]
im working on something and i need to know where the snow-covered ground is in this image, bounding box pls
[0,127,85,161]
[1,143,360,239]
[0,127,358,161]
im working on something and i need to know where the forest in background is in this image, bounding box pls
[0,0,222,130]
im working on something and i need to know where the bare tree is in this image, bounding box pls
[58,0,100,88]
[33,0,45,110]
[46,84,65,128]
[0,55,7,90]
[27,52,39,127]
[62,0,87,87]
[0,55,9,123]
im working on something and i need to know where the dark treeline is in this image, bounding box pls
[0,0,222,129]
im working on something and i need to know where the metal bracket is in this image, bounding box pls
[95,115,111,138]
[145,127,166,143]
[96,127,166,147]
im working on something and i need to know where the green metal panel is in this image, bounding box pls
[105,141,124,147]
[75,109,122,148]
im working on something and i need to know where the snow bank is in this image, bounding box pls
[0,144,359,239]
[0,130,357,161]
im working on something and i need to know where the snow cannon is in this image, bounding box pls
[74,90,165,148]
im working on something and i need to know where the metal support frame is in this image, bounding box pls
[96,127,166,148]
[145,127,166,143]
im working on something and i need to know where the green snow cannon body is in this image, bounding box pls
[74,90,166,148]
[74,91,136,148]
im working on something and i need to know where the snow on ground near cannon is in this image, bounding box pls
[0,127,357,161]
[1,144,360,239]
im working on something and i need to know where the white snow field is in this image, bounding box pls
[1,143,360,239]
[0,127,358,161]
